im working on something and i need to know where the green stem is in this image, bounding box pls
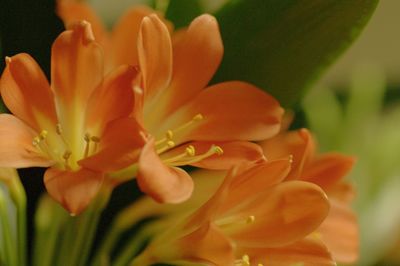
[8,176,27,266]
[91,225,122,266]
[66,187,111,266]
[113,222,162,266]
[33,195,69,266]
[0,189,17,266]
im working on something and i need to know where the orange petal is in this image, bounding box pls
[303,153,355,190]
[137,139,194,203]
[260,128,315,180]
[178,222,234,265]
[137,14,172,100]
[169,81,283,142]
[79,118,145,172]
[0,53,57,131]
[56,1,107,44]
[111,6,172,68]
[51,21,103,111]
[85,65,137,135]
[161,141,265,170]
[231,181,330,247]
[243,237,335,266]
[215,159,291,216]
[318,198,359,263]
[165,14,223,113]
[186,160,291,229]
[0,114,53,168]
[44,167,103,215]
[328,181,356,203]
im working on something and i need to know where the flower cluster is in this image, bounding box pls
[0,1,359,265]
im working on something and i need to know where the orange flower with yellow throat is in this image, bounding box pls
[260,128,359,264]
[73,13,284,204]
[0,22,144,215]
[129,160,333,266]
[57,0,172,73]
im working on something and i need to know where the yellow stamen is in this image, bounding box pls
[32,136,41,146]
[39,130,48,140]
[246,215,255,224]
[155,113,204,148]
[91,136,100,153]
[162,145,195,164]
[156,140,176,154]
[216,215,255,228]
[84,133,91,158]
[166,145,223,167]
[63,150,72,168]
[234,255,251,266]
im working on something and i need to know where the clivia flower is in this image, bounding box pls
[130,160,333,266]
[57,0,172,73]
[260,128,359,263]
[78,13,284,204]
[0,22,143,215]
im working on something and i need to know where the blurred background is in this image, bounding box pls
[0,0,399,265]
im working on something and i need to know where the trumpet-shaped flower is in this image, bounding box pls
[130,160,333,266]
[260,128,358,263]
[78,13,283,204]
[0,22,143,215]
[57,0,172,73]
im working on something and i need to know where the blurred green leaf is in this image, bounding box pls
[166,0,203,29]
[212,0,379,107]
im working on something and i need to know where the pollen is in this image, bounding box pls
[214,146,224,155]
[63,150,72,160]
[39,130,48,140]
[90,136,100,143]
[166,130,173,140]
[246,215,255,224]
[185,145,196,156]
[193,113,204,121]
[167,140,175,148]
[32,136,41,146]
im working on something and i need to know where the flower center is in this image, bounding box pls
[32,124,100,170]
[234,254,264,266]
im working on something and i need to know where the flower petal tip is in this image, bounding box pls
[72,19,96,43]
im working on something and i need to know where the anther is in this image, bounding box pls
[166,130,173,140]
[246,215,255,224]
[90,136,100,143]
[63,150,72,160]
[185,145,196,156]
[134,86,143,95]
[32,136,41,146]
[193,113,204,121]
[214,146,224,155]
[84,133,91,142]
[56,124,62,135]
[5,56,11,64]
[39,130,48,140]
[166,140,175,148]
[288,154,294,163]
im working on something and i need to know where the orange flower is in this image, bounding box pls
[76,13,283,204]
[57,0,172,73]
[260,128,359,263]
[130,160,332,266]
[0,22,143,215]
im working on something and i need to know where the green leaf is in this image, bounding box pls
[212,0,379,107]
[166,0,203,29]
